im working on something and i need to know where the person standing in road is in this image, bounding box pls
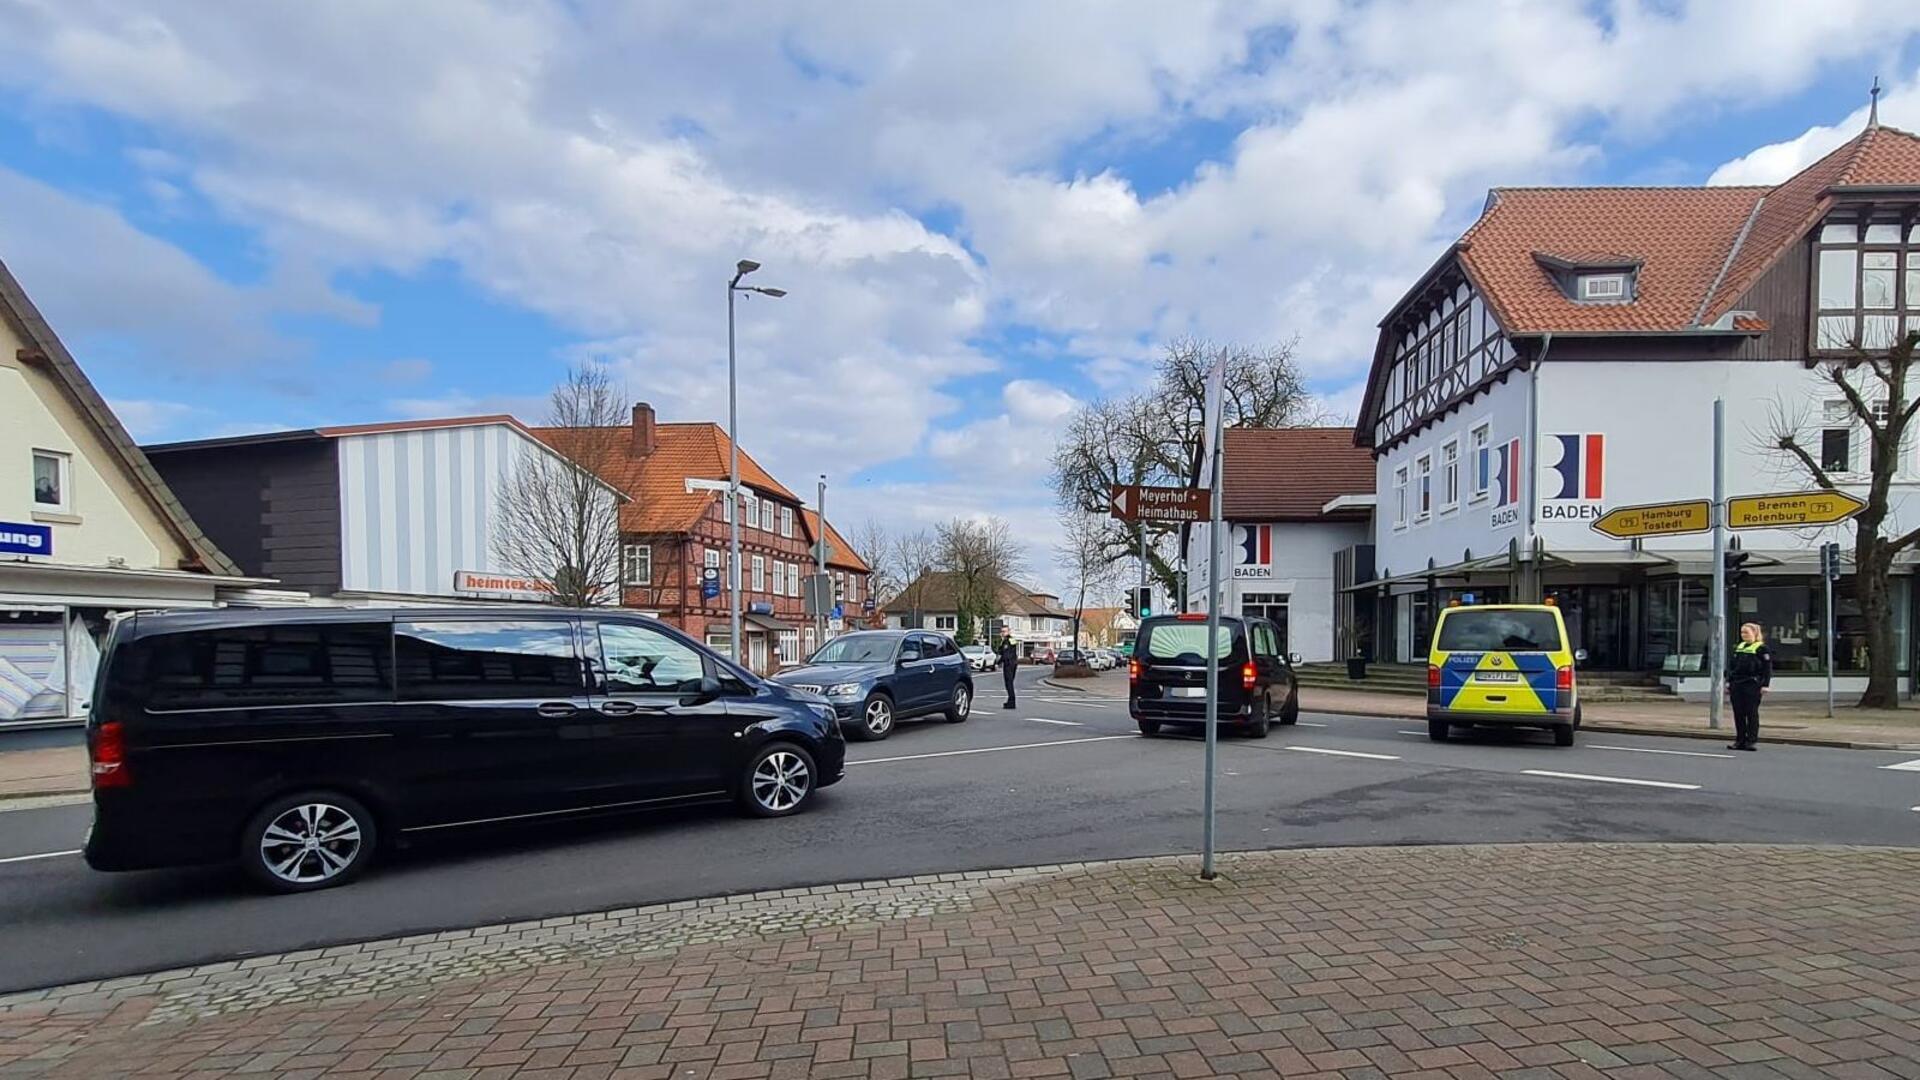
[1727,621,1772,751]
[996,632,1020,709]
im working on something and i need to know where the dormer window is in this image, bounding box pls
[1578,274,1627,302]
[1813,216,1920,352]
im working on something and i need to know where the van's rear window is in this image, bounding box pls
[1436,610,1564,653]
[1141,623,1236,662]
[142,623,394,710]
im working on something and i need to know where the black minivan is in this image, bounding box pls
[84,607,846,892]
[1128,613,1301,737]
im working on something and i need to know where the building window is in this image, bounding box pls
[1393,466,1409,528]
[1415,453,1432,521]
[1469,423,1490,501]
[780,506,794,538]
[751,555,765,591]
[31,450,70,512]
[704,547,719,569]
[760,500,775,532]
[791,564,802,598]
[1576,274,1627,302]
[1440,439,1459,512]
[777,629,800,666]
[621,542,652,586]
[1814,217,1920,352]
[933,615,958,631]
[1822,427,1852,475]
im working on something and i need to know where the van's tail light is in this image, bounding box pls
[89,721,130,789]
[1241,662,1257,692]
[1556,665,1574,693]
[1128,658,1142,682]
[1427,665,1441,689]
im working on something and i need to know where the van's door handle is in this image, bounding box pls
[598,701,640,717]
[537,702,580,718]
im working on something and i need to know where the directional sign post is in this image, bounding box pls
[1588,499,1712,540]
[1726,490,1867,530]
[1109,484,1210,524]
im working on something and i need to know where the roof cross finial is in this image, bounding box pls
[1869,75,1882,128]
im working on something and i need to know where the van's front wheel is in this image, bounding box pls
[242,792,376,893]
[1427,719,1450,742]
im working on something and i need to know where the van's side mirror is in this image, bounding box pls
[1573,649,1589,664]
[1288,652,1302,666]
[682,674,723,706]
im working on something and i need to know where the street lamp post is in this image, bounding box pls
[727,260,786,663]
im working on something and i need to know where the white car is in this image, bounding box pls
[1088,650,1116,670]
[960,644,997,671]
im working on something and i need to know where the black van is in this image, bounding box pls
[83,607,846,892]
[1128,614,1300,737]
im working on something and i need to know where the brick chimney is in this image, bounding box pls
[630,402,657,458]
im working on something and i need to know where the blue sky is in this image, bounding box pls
[2,2,1919,582]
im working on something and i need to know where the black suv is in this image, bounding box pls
[1129,614,1300,737]
[771,630,972,740]
[83,607,845,893]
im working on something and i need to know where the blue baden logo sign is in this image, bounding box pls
[0,521,54,557]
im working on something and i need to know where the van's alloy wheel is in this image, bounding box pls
[243,793,375,892]
[740,743,817,817]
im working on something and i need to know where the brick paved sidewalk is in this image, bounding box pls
[5,844,1918,1079]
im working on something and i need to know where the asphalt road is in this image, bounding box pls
[2,665,1917,992]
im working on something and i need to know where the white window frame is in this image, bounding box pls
[1439,438,1459,514]
[704,547,719,569]
[622,542,652,586]
[777,630,799,666]
[751,555,765,591]
[1415,453,1432,521]
[1468,422,1491,502]
[791,564,802,598]
[31,449,72,514]
[1577,274,1627,302]
[780,506,794,538]
[1393,466,1409,529]
[760,499,775,532]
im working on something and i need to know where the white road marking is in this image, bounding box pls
[1295,721,1328,728]
[1881,758,1920,772]
[1026,717,1083,726]
[0,849,79,866]
[1590,744,1734,760]
[1397,730,1429,736]
[849,735,1136,766]
[1282,746,1401,761]
[1522,770,1700,791]
[1038,698,1111,708]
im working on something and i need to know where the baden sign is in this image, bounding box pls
[1588,499,1711,540]
[1109,484,1209,524]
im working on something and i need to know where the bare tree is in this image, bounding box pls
[492,365,626,607]
[1052,338,1313,599]
[891,528,941,628]
[851,518,904,606]
[1766,332,1920,708]
[1057,511,1120,653]
[936,517,1025,642]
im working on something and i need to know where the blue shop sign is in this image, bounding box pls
[0,522,53,558]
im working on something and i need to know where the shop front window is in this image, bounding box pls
[0,610,70,723]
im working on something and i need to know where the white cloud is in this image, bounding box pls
[108,398,196,441]
[1710,71,1920,186]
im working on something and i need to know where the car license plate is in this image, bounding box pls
[1475,670,1520,683]
[1170,686,1208,697]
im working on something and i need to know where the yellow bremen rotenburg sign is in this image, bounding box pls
[1726,490,1867,530]
[1588,499,1712,540]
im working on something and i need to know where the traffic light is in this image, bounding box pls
[1724,549,1751,587]
[1135,585,1153,619]
[1820,541,1843,580]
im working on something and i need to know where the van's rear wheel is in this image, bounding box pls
[1427,719,1450,742]
[1137,718,1162,737]
[242,792,376,893]
[1552,723,1576,747]
[1279,690,1300,725]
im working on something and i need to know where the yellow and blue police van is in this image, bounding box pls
[1426,600,1583,746]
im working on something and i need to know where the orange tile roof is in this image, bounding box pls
[530,421,801,536]
[800,508,871,573]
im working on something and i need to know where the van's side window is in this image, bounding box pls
[395,620,583,701]
[143,623,394,711]
[1253,623,1278,660]
[596,621,705,694]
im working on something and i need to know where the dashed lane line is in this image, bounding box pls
[1522,769,1700,791]
[1589,744,1733,760]
[0,849,79,866]
[1281,746,1401,761]
[1881,758,1920,772]
[1026,717,1083,726]
[848,735,1138,766]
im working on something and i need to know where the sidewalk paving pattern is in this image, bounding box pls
[4,843,1918,1078]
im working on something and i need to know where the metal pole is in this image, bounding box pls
[1709,397,1725,730]
[816,475,828,649]
[1201,376,1225,881]
[727,285,742,664]
[1826,535,1836,718]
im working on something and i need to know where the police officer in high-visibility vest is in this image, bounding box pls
[1726,622,1773,751]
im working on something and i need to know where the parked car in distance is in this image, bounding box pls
[83,607,845,894]
[772,630,972,741]
[1055,648,1090,667]
[1087,650,1117,671]
[960,644,997,671]
[1128,613,1300,738]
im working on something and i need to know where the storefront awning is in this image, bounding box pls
[744,613,796,633]
[1343,552,1516,591]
